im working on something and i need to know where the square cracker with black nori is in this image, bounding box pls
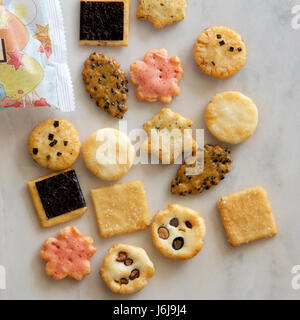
[27,169,87,228]
[80,0,130,47]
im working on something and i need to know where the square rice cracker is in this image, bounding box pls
[79,0,130,47]
[27,169,87,228]
[218,186,278,247]
[91,180,151,237]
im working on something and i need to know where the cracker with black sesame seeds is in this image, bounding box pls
[28,119,81,171]
[136,0,187,29]
[82,52,129,119]
[141,108,196,164]
[194,26,246,79]
[171,144,232,196]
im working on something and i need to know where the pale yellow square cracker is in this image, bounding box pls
[91,181,151,237]
[218,186,278,247]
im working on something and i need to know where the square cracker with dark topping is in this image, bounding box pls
[80,0,130,47]
[27,169,87,228]
[91,181,151,237]
[218,186,278,247]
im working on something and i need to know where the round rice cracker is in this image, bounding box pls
[100,244,155,295]
[205,91,258,145]
[29,119,81,171]
[194,26,246,79]
[82,128,135,181]
[151,204,206,260]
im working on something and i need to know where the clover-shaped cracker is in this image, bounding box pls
[40,226,97,281]
[141,108,196,164]
[130,49,183,104]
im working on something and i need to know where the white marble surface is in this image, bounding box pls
[1,0,300,300]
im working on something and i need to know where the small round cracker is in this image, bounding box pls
[194,26,246,79]
[205,91,258,144]
[82,128,135,181]
[100,243,155,294]
[151,204,206,260]
[29,119,81,171]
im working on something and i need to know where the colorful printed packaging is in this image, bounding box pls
[0,0,75,111]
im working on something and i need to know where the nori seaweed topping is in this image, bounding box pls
[35,170,86,220]
[80,1,124,41]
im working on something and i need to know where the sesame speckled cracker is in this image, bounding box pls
[80,0,130,47]
[100,243,154,294]
[171,144,232,196]
[90,181,151,238]
[151,204,206,260]
[136,0,187,29]
[218,186,278,247]
[141,108,196,164]
[28,119,81,171]
[82,52,129,119]
[194,26,246,79]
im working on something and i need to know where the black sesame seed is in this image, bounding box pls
[64,141,68,146]
[98,78,102,84]
[53,121,59,128]
[102,74,106,79]
[229,47,234,52]
[48,134,54,141]
[57,152,62,157]
[219,40,225,46]
[211,61,215,66]
[238,47,242,52]
[217,34,222,39]
[49,140,58,147]
[33,148,38,155]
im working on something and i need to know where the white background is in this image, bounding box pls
[1,0,300,300]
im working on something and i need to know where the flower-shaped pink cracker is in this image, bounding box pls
[130,48,183,104]
[40,226,97,281]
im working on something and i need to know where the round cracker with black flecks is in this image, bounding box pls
[29,119,81,171]
[194,26,246,79]
[100,244,155,294]
[171,144,232,196]
[151,204,206,260]
[82,52,129,119]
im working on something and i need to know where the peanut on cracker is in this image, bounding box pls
[151,204,206,260]
[100,243,154,294]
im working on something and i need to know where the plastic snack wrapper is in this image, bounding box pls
[0,0,75,111]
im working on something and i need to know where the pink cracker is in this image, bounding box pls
[130,49,183,104]
[40,226,97,281]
